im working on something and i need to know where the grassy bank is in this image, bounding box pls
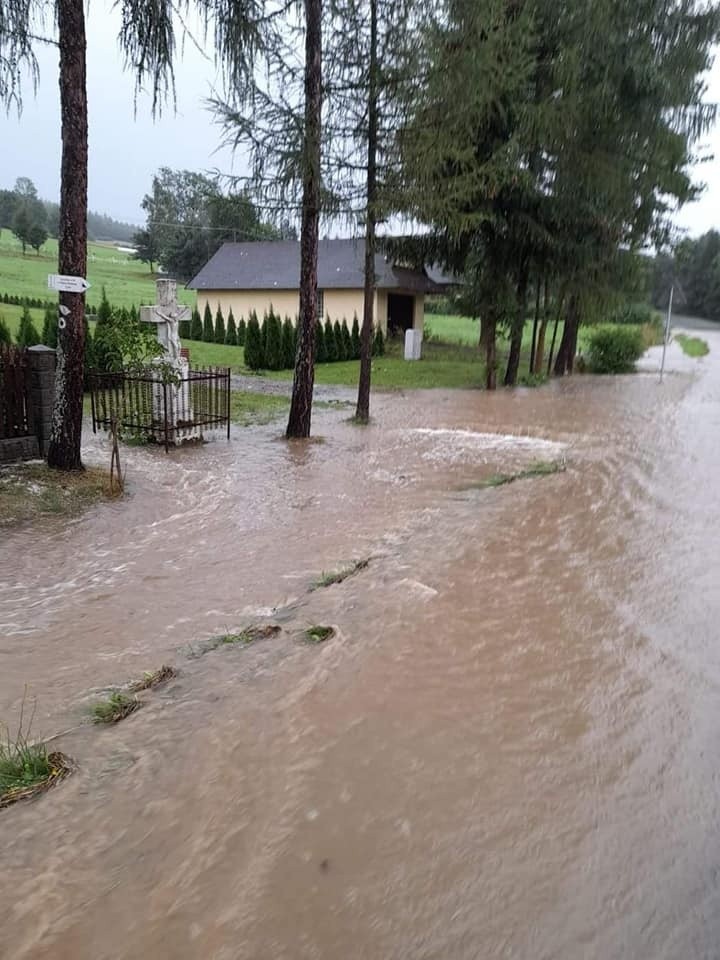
[675,333,709,357]
[230,392,289,425]
[0,463,118,526]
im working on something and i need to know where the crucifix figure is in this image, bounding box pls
[139,278,191,363]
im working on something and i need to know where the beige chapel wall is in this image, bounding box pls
[195,288,420,336]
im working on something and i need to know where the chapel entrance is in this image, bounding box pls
[387,293,415,339]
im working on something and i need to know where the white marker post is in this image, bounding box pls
[47,274,91,294]
[659,284,674,383]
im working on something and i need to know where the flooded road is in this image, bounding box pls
[1,329,719,959]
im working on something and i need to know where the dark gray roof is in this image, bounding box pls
[187,239,450,293]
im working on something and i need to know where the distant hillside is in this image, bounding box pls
[41,200,139,243]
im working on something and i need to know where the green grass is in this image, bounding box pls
[128,665,176,692]
[465,459,566,490]
[675,333,709,357]
[230,391,290,425]
[304,625,335,643]
[0,232,193,310]
[312,558,370,590]
[0,699,54,802]
[0,463,119,526]
[182,339,246,372]
[90,692,139,724]
[189,624,282,657]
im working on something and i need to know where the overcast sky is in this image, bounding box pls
[1,4,719,238]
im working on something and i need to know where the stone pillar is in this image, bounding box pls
[27,345,56,457]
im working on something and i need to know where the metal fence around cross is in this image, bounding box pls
[0,344,32,441]
[90,366,231,452]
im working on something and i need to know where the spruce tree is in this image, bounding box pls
[226,308,238,346]
[16,306,40,347]
[324,316,337,362]
[341,319,353,361]
[202,301,214,342]
[264,310,282,370]
[0,317,11,343]
[315,319,327,363]
[214,304,226,344]
[237,317,247,346]
[372,325,385,357]
[42,305,58,348]
[282,316,296,368]
[190,307,203,341]
[334,319,346,361]
[96,286,112,328]
[244,311,263,370]
[351,313,361,359]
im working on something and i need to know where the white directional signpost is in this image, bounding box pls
[47,274,91,294]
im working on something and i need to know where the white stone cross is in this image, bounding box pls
[139,278,191,364]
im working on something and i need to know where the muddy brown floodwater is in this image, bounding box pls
[1,328,720,959]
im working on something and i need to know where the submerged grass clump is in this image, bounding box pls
[128,665,176,692]
[468,459,566,490]
[188,624,281,658]
[91,692,140,724]
[304,625,335,644]
[675,333,709,358]
[1,698,74,809]
[312,558,370,590]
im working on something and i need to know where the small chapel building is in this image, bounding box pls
[187,238,450,338]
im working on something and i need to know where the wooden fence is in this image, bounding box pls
[0,345,32,441]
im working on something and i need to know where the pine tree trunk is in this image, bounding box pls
[529,278,541,374]
[355,0,378,424]
[286,0,322,439]
[483,313,497,390]
[503,262,530,386]
[534,279,550,374]
[554,295,579,376]
[47,0,88,470]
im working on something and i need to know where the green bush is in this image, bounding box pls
[41,306,58,348]
[202,302,214,342]
[83,319,94,388]
[244,311,264,370]
[281,316,296,368]
[226,309,237,346]
[324,316,337,362]
[586,324,645,373]
[237,317,246,346]
[315,320,326,362]
[372,326,385,357]
[609,301,662,328]
[351,314,361,359]
[265,308,283,370]
[16,306,40,347]
[190,307,202,341]
[0,316,11,343]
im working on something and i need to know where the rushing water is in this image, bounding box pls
[1,327,719,959]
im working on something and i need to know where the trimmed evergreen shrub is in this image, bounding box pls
[96,286,112,328]
[237,317,247,346]
[214,304,226,344]
[315,320,326,362]
[341,319,352,360]
[324,316,337,362]
[0,317,11,343]
[202,302,214,342]
[351,314,361,359]
[586,325,645,373]
[178,308,191,338]
[244,311,264,370]
[190,307,203,341]
[129,304,138,323]
[372,326,385,357]
[265,309,283,370]
[260,311,269,362]
[333,320,346,361]
[41,306,58,348]
[282,316,296,368]
[83,318,94,388]
[2,293,8,304]
[16,306,40,347]
[226,309,238,346]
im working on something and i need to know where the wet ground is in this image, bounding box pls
[1,322,719,959]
